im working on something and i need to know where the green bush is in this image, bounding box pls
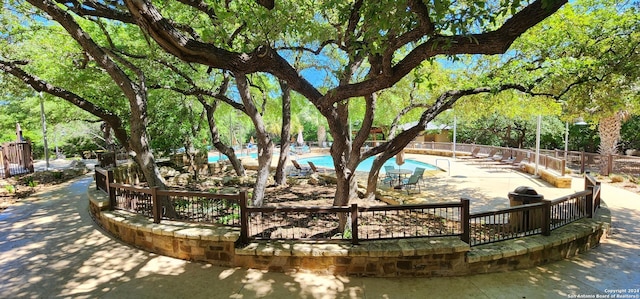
[4,185,15,194]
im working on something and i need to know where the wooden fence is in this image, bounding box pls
[0,141,34,179]
[95,169,602,246]
[400,141,640,176]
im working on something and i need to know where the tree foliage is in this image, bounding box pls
[1,0,573,208]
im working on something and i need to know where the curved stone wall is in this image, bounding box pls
[88,186,610,277]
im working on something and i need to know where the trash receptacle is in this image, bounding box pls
[508,186,544,232]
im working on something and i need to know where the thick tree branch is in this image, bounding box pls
[324,0,568,105]
[361,83,554,159]
[0,60,129,147]
[60,0,135,23]
[123,0,323,102]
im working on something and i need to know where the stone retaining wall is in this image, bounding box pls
[521,163,573,188]
[88,186,610,277]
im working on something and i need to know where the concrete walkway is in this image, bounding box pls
[1,162,639,298]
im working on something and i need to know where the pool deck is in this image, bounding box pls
[400,153,584,213]
[289,151,580,214]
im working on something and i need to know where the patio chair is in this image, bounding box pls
[381,165,398,186]
[502,152,525,165]
[307,161,327,173]
[413,167,426,186]
[475,148,500,163]
[401,172,422,194]
[291,160,311,175]
[460,147,481,159]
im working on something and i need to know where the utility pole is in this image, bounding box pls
[39,92,49,170]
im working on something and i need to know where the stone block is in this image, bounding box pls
[396,240,416,256]
[174,228,204,240]
[292,243,313,256]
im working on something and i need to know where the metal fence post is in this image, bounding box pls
[108,185,116,211]
[95,169,100,191]
[542,200,551,236]
[350,204,359,245]
[586,188,594,219]
[239,191,249,245]
[584,175,594,218]
[151,187,161,224]
[460,198,470,244]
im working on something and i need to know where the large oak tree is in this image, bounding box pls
[3,0,569,208]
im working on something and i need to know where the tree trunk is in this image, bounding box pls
[364,157,385,201]
[597,112,624,175]
[325,101,360,208]
[364,128,421,199]
[317,125,326,147]
[236,73,273,206]
[330,136,359,230]
[275,80,292,185]
[203,98,246,176]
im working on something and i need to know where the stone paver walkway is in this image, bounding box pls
[1,158,639,298]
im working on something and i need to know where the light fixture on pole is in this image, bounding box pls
[563,118,588,160]
[574,118,587,126]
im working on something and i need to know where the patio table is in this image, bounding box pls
[386,169,412,188]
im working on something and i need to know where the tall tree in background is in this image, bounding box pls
[489,0,639,175]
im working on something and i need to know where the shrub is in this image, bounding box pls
[4,185,15,193]
[610,175,625,183]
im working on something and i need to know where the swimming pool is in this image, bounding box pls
[297,155,438,173]
[208,153,258,163]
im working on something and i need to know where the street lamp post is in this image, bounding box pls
[534,115,541,177]
[452,113,457,159]
[564,121,569,161]
[39,92,49,170]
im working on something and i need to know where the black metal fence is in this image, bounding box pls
[95,168,602,247]
[243,202,465,244]
[468,201,548,246]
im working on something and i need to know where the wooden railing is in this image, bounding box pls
[546,149,640,176]
[399,141,640,176]
[539,155,566,176]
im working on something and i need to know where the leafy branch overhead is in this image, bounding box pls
[51,0,567,107]
[2,0,576,208]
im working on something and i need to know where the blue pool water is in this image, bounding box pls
[208,153,258,163]
[298,155,438,173]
